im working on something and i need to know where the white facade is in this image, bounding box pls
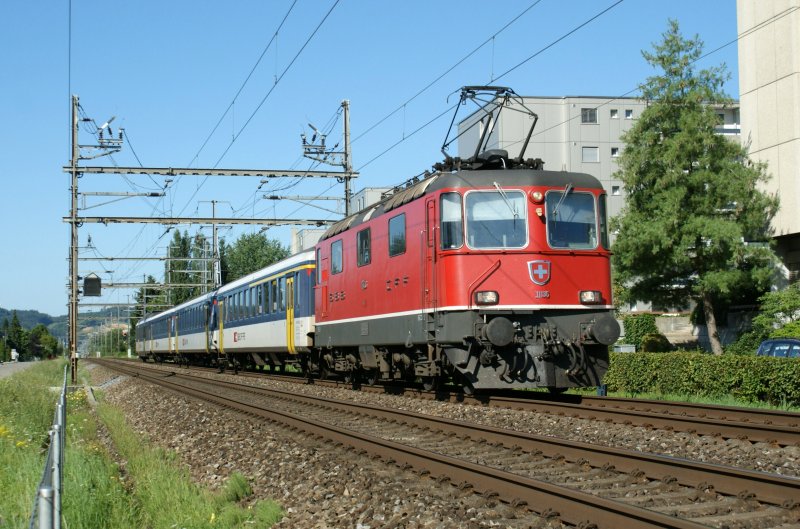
[291,228,326,253]
[737,0,800,282]
[458,96,740,220]
[350,187,392,214]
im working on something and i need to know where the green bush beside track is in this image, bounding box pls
[605,351,800,407]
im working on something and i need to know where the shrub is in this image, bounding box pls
[770,321,800,339]
[621,314,658,349]
[640,333,672,352]
[605,351,800,406]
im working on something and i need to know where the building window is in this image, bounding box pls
[581,108,597,124]
[625,109,633,119]
[611,147,620,157]
[581,146,599,163]
[388,214,406,257]
[357,228,371,266]
[610,109,618,119]
[612,185,621,196]
[331,239,343,274]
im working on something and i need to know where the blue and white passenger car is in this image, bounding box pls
[210,250,315,368]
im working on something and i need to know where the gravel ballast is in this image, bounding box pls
[88,363,799,528]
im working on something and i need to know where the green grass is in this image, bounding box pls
[0,360,65,528]
[0,360,282,528]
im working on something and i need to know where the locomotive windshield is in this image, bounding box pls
[465,190,528,249]
[545,190,598,249]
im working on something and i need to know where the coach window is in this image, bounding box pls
[249,287,256,317]
[465,190,527,249]
[440,192,463,249]
[257,285,263,314]
[331,239,343,274]
[357,228,371,266]
[271,280,278,313]
[388,214,406,256]
[545,190,598,249]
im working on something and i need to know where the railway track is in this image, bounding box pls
[96,359,800,529]
[131,359,800,446]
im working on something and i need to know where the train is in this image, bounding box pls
[135,87,620,393]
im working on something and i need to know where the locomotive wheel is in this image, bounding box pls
[422,376,438,391]
[319,365,330,380]
[363,369,378,386]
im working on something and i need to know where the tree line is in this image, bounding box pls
[0,310,64,362]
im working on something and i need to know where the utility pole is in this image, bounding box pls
[343,100,353,216]
[69,95,79,384]
[300,99,355,215]
[212,200,221,287]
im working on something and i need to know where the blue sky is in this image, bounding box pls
[0,0,739,317]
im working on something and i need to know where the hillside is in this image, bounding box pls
[0,307,119,341]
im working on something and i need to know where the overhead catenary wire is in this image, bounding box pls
[357,0,625,171]
[174,0,341,220]
[351,0,545,145]
[498,3,800,154]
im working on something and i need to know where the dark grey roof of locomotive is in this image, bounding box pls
[321,168,603,241]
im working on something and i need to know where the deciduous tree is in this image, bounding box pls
[221,233,290,284]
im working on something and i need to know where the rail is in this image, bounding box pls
[28,365,67,529]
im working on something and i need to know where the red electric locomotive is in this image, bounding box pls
[308,87,620,392]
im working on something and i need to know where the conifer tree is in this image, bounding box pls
[612,20,779,354]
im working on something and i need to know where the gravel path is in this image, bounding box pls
[87,363,800,528]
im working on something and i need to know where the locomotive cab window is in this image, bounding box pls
[598,193,610,250]
[440,192,463,249]
[331,239,343,274]
[357,228,371,266]
[388,214,406,256]
[545,189,598,249]
[465,190,527,249]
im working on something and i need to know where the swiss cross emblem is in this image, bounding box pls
[528,260,551,285]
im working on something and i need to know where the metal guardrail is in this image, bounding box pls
[28,365,67,529]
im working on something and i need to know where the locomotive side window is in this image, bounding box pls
[357,228,371,266]
[598,194,610,250]
[388,214,406,256]
[316,249,322,284]
[545,190,598,249]
[465,190,527,249]
[440,192,463,249]
[331,239,343,274]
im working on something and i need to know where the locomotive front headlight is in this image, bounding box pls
[579,290,602,304]
[529,190,544,203]
[475,291,499,305]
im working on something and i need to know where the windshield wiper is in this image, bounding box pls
[551,182,573,218]
[493,181,518,219]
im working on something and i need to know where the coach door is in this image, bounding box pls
[286,276,296,354]
[423,198,437,309]
[171,315,179,356]
[217,299,225,354]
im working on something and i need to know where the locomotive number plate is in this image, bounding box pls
[535,290,550,299]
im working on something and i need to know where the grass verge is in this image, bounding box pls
[0,360,282,528]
